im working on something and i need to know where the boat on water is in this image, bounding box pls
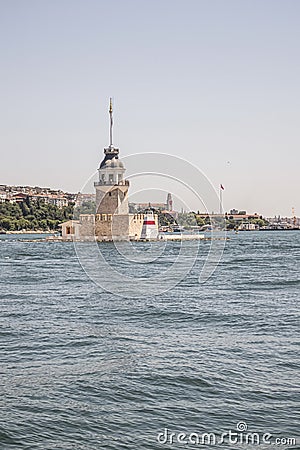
[260,227,300,231]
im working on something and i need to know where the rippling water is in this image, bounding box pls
[0,232,299,449]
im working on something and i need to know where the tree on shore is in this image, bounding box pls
[0,198,74,231]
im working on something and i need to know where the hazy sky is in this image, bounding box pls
[1,0,299,216]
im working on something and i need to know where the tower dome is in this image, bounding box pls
[100,156,124,170]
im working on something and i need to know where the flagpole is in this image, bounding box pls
[219,185,223,214]
[109,98,113,147]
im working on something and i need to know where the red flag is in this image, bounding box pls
[220,184,225,190]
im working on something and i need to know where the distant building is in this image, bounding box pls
[28,194,69,207]
[131,202,167,212]
[166,193,173,211]
[75,193,96,206]
[238,222,257,231]
[130,193,175,213]
[0,186,73,208]
[10,193,28,203]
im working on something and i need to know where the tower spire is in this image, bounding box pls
[109,97,113,147]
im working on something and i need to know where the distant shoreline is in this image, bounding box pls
[4,230,58,235]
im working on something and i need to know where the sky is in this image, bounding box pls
[0,0,299,216]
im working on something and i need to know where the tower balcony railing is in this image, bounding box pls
[94,179,129,187]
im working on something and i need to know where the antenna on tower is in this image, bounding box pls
[109,97,113,147]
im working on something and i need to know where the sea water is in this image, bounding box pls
[0,231,299,449]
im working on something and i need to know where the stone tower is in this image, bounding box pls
[166,192,173,211]
[94,99,129,215]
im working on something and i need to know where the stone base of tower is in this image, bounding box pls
[69,212,157,242]
[94,213,149,241]
[96,214,130,241]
